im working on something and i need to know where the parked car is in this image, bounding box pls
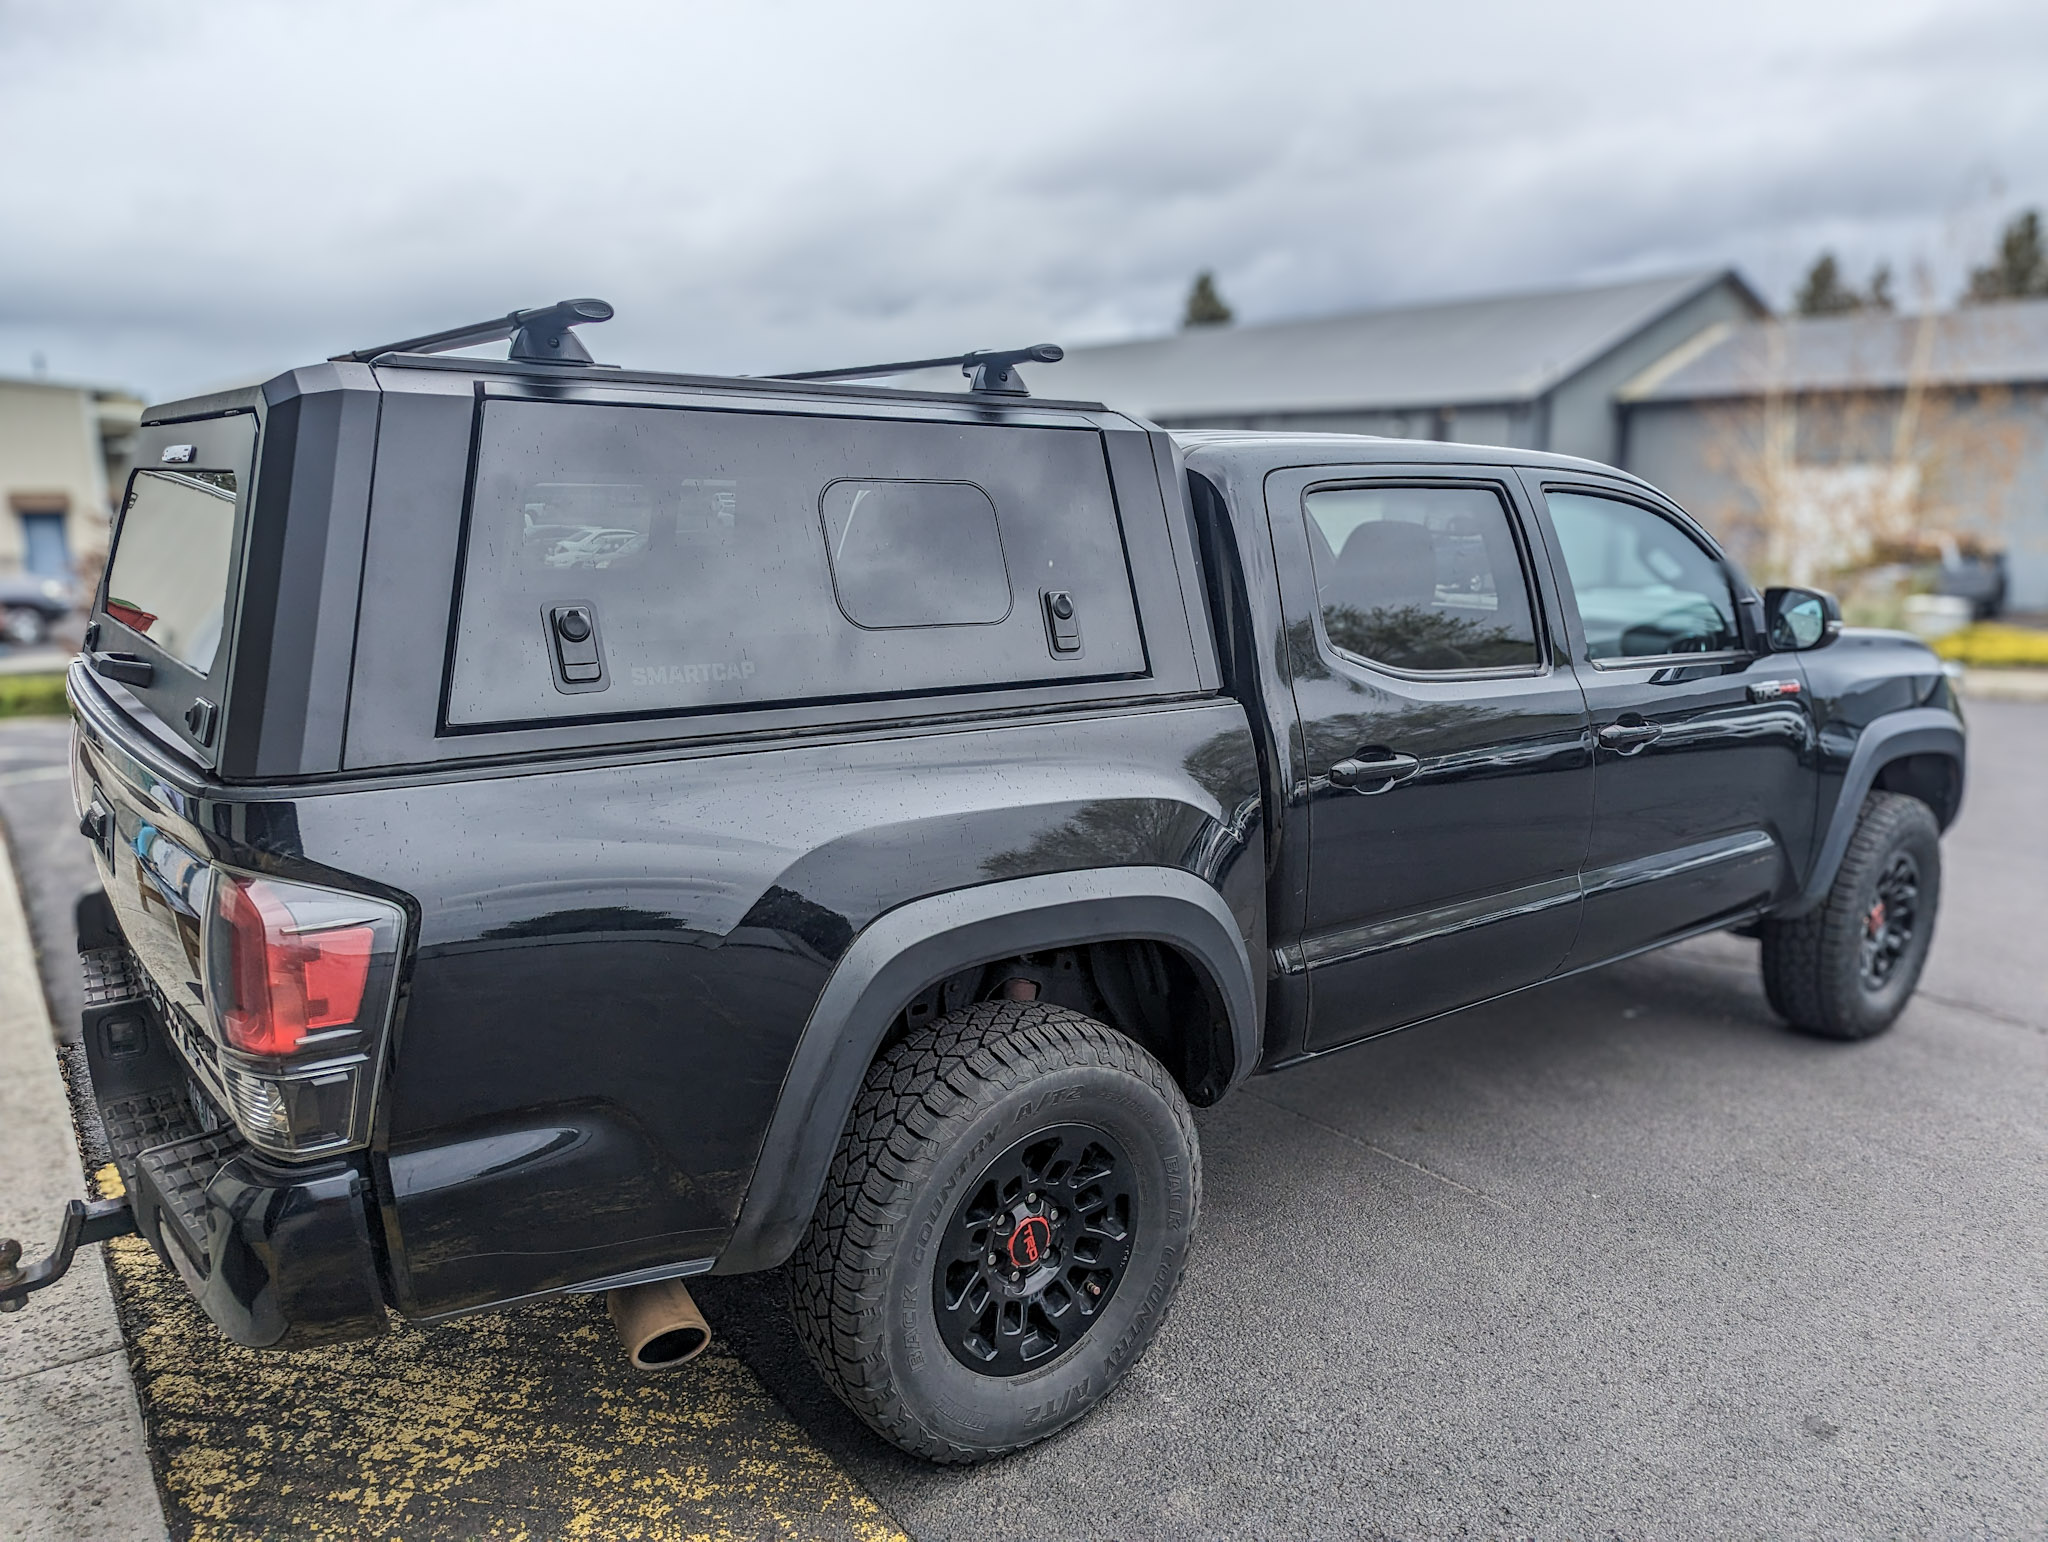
[2,301,1966,1464]
[1934,539,2008,620]
[1870,533,2010,621]
[0,571,74,645]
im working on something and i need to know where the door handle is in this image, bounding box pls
[1328,752,1420,793]
[1597,719,1663,753]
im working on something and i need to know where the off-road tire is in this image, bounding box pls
[789,1000,1200,1463]
[1760,791,1941,1040]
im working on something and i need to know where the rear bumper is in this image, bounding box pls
[77,929,387,1349]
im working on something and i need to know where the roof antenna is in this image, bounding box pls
[331,298,615,365]
[769,343,1064,397]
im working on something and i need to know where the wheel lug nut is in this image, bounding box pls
[1011,1270,1021,1282]
[1026,1192,1038,1204]
[986,1254,998,1267]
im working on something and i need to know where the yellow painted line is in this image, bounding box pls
[93,1165,906,1542]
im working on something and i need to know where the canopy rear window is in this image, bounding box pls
[104,470,238,673]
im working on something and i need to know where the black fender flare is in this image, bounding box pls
[714,867,1259,1275]
[1779,705,1965,918]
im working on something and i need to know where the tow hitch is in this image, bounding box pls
[0,1196,136,1312]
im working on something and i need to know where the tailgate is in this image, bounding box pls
[72,713,219,1079]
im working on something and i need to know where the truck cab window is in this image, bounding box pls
[1303,484,1539,672]
[1545,491,1739,660]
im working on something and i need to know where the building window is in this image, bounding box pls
[8,496,71,579]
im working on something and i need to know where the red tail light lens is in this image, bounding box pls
[210,872,392,1057]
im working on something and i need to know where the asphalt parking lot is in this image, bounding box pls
[1,702,2043,1539]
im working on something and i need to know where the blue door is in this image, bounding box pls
[20,511,69,577]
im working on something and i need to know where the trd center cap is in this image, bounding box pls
[1007,1214,1052,1271]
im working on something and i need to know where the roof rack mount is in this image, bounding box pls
[331,298,614,367]
[330,302,1061,396]
[769,343,1063,397]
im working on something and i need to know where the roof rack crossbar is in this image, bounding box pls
[331,298,614,366]
[768,343,1063,397]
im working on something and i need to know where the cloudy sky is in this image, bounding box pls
[2,0,2044,399]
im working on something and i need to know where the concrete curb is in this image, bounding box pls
[0,824,166,1542]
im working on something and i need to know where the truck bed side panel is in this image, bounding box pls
[311,703,1261,1316]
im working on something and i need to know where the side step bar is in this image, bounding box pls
[0,1196,137,1312]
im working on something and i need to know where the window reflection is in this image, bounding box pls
[1545,492,1740,659]
[103,470,238,673]
[1304,485,1540,672]
[820,480,1010,628]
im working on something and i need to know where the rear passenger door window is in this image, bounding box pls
[1303,484,1541,673]
[445,402,1145,728]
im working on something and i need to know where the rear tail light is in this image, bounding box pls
[214,875,378,1055]
[201,870,405,1156]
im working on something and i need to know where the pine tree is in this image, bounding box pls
[1182,271,1233,328]
[1795,253,1862,316]
[1966,210,2048,303]
[1795,253,1896,316]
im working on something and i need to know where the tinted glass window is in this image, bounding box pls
[821,480,1010,627]
[1545,491,1739,660]
[1303,484,1540,672]
[447,401,1144,727]
[103,470,238,672]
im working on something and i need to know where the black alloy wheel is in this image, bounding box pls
[1858,852,1920,991]
[933,1123,1136,1376]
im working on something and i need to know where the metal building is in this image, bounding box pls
[1619,301,2048,611]
[962,269,1765,465]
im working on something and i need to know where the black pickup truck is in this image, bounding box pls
[2,301,1964,1463]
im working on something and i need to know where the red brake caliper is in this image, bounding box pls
[1867,901,1886,937]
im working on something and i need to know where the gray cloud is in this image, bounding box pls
[0,0,2042,398]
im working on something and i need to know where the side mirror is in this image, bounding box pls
[1763,586,1843,652]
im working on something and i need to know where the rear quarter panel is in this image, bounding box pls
[300,703,1262,1317]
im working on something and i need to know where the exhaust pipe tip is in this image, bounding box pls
[607,1277,712,1370]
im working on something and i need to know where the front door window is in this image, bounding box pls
[1545,490,1740,659]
